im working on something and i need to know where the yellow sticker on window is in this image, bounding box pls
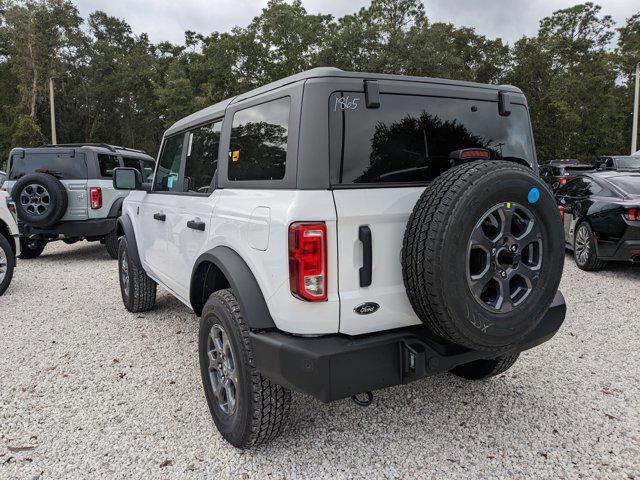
[231,150,240,162]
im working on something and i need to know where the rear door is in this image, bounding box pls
[330,90,537,335]
[162,120,221,299]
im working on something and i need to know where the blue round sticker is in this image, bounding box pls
[528,187,540,204]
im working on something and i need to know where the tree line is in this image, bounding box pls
[0,0,638,169]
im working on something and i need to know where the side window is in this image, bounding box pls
[184,121,222,193]
[228,97,290,181]
[98,154,119,178]
[153,134,184,192]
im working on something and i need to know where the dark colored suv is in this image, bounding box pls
[4,143,155,259]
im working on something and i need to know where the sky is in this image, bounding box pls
[73,0,638,46]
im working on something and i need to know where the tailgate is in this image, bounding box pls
[333,187,425,335]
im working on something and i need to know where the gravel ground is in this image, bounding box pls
[1,241,639,479]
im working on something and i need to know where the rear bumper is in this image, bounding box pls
[20,218,116,239]
[251,291,566,403]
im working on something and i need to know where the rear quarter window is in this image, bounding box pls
[228,97,290,182]
[98,154,120,178]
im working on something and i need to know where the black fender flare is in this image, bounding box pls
[116,215,142,268]
[108,196,125,218]
[191,246,276,330]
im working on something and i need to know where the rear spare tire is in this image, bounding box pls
[402,160,564,352]
[13,173,68,228]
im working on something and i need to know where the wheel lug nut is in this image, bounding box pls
[499,270,507,278]
[510,245,517,252]
[491,248,496,255]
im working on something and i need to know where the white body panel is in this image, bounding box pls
[333,188,425,335]
[124,189,340,335]
[0,191,20,255]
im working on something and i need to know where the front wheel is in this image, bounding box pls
[0,234,16,296]
[573,223,606,271]
[199,289,291,449]
[18,237,46,259]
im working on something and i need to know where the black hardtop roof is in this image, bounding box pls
[10,143,155,161]
[165,67,524,136]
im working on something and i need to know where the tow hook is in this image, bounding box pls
[351,391,374,407]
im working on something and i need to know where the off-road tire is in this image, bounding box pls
[0,234,16,296]
[402,160,564,352]
[18,237,46,259]
[104,229,119,259]
[118,237,156,312]
[199,288,291,449]
[12,173,68,228]
[573,222,606,271]
[450,353,520,380]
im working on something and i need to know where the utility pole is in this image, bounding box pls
[632,62,639,154]
[49,76,57,145]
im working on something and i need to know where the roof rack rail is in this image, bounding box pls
[40,143,117,152]
[111,145,147,154]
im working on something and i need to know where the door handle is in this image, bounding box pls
[153,212,166,222]
[187,219,206,231]
[359,225,372,287]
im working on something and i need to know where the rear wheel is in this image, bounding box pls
[573,222,606,271]
[402,161,565,352]
[118,237,156,312]
[0,234,16,296]
[450,353,519,380]
[18,237,46,259]
[199,289,291,449]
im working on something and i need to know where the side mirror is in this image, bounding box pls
[113,167,142,190]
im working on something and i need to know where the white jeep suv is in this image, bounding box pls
[114,68,567,449]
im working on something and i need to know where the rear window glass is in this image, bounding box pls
[607,176,640,195]
[98,154,120,178]
[9,152,88,180]
[228,97,290,182]
[613,156,640,170]
[329,92,535,185]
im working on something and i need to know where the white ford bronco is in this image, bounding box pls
[113,68,567,449]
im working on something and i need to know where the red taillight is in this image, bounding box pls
[558,177,568,185]
[288,222,327,301]
[90,187,102,209]
[558,205,565,222]
[625,209,638,221]
[459,149,490,160]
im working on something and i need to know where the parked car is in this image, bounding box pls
[556,171,640,270]
[595,155,640,171]
[0,170,6,188]
[3,143,155,259]
[113,67,566,448]
[0,189,20,295]
[539,160,594,191]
